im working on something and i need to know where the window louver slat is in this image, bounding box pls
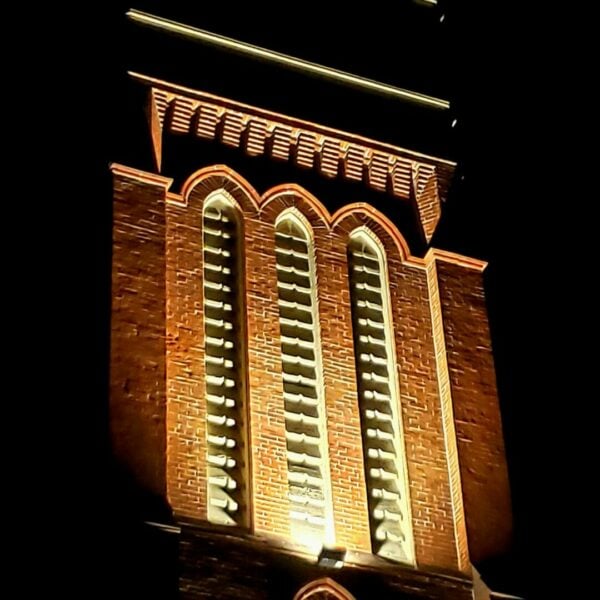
[203,200,248,527]
[349,233,414,564]
[275,217,332,549]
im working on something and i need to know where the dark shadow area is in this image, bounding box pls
[179,521,473,599]
[103,458,179,597]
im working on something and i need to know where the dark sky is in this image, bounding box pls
[88,2,554,597]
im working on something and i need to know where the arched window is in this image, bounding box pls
[203,193,249,527]
[275,211,334,550]
[347,229,414,564]
[293,577,356,600]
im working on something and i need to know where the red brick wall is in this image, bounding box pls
[109,165,171,498]
[110,162,510,577]
[437,261,512,564]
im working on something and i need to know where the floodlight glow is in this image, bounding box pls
[317,545,347,569]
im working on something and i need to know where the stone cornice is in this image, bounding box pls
[131,72,457,243]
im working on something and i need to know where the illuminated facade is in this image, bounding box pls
[109,11,515,600]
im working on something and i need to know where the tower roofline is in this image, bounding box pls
[126,9,450,111]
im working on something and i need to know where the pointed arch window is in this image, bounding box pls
[347,229,414,564]
[293,577,356,600]
[274,211,334,550]
[203,193,249,527]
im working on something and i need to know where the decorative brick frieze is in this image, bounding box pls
[140,75,456,242]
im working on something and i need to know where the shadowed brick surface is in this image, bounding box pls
[437,263,512,564]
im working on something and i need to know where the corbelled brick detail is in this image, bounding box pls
[132,73,456,243]
[110,162,509,584]
[436,262,513,565]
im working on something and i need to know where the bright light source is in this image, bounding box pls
[451,119,458,128]
[440,14,445,22]
[318,545,346,569]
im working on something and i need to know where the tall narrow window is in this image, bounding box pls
[203,194,249,527]
[275,212,333,550]
[348,230,414,564]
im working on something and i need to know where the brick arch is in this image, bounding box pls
[179,170,414,264]
[293,578,356,600]
[181,164,261,217]
[261,183,331,233]
[165,164,262,524]
[332,204,411,264]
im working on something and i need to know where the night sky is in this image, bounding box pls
[88,2,555,597]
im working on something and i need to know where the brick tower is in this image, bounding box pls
[108,8,516,600]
